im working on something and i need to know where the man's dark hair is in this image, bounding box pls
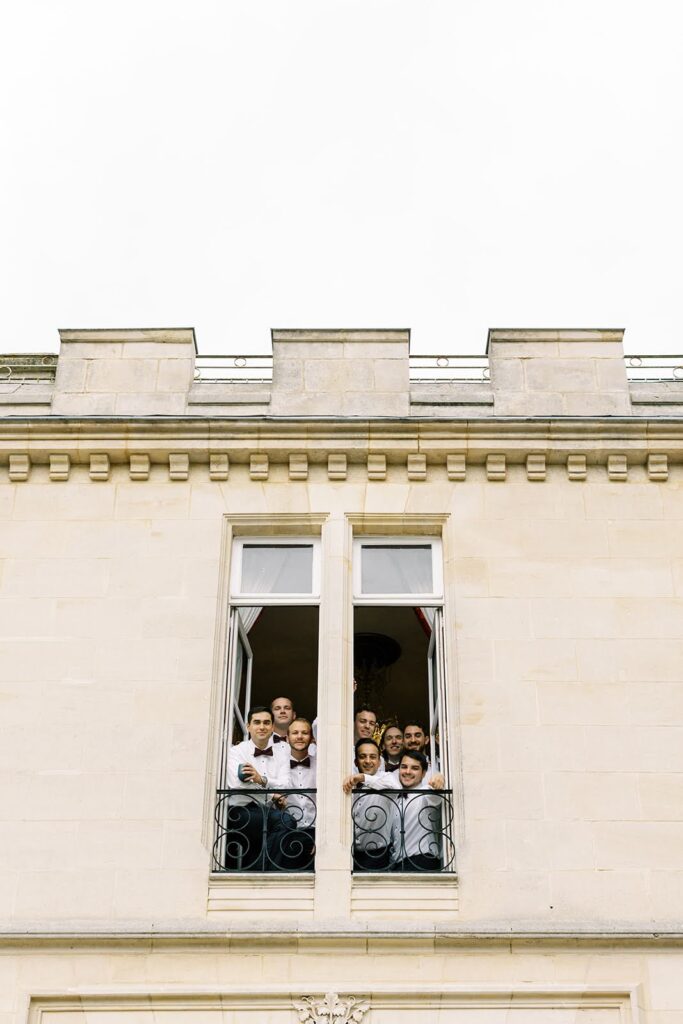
[247,705,273,724]
[400,749,428,772]
[402,720,427,734]
[354,706,377,720]
[354,737,380,756]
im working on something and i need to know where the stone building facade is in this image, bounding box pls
[1,327,682,1023]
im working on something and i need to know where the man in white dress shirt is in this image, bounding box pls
[224,705,289,870]
[268,717,316,870]
[403,720,445,789]
[343,739,397,871]
[390,750,442,873]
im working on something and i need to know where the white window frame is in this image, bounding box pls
[229,536,321,605]
[352,536,443,605]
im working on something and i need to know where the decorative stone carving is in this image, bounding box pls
[129,454,150,481]
[328,453,347,480]
[209,453,229,481]
[250,453,269,480]
[89,453,110,481]
[607,454,628,481]
[169,453,189,481]
[289,453,308,480]
[486,453,506,481]
[407,453,426,480]
[367,453,386,481]
[293,992,369,1024]
[447,454,466,481]
[648,453,668,481]
[49,454,70,481]
[567,454,587,481]
[526,453,546,482]
[8,454,30,481]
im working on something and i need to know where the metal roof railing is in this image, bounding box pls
[409,354,490,383]
[0,354,58,383]
[625,356,683,382]
[5,351,683,387]
[194,355,273,383]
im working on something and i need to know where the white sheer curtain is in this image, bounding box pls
[237,545,313,633]
[361,544,433,596]
[239,606,262,633]
[241,544,313,594]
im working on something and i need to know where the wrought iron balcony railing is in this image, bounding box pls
[213,788,317,873]
[351,787,456,874]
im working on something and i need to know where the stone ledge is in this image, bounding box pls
[208,872,315,917]
[0,390,53,405]
[351,874,459,919]
[272,329,410,344]
[2,923,681,948]
[59,327,197,348]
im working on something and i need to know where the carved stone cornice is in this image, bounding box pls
[2,416,683,483]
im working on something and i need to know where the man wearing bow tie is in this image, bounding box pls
[270,695,297,746]
[225,705,289,870]
[268,717,317,870]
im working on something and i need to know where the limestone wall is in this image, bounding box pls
[0,451,682,928]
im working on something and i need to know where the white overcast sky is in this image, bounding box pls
[1,0,682,355]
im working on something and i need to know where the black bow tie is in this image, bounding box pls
[290,757,311,768]
[253,746,273,757]
[273,734,287,743]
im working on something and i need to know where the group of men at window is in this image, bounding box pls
[221,697,446,873]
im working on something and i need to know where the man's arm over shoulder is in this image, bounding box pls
[362,770,401,790]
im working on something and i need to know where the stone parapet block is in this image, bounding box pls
[52,328,196,416]
[488,328,631,417]
[270,328,410,417]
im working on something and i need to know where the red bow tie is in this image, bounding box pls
[290,757,311,768]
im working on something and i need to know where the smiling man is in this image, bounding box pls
[380,725,404,772]
[225,705,289,870]
[343,738,398,872]
[268,716,317,871]
[390,750,442,874]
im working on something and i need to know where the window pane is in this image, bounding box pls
[360,545,433,595]
[240,544,313,594]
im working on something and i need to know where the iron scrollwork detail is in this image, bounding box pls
[214,788,317,872]
[351,788,455,873]
[293,992,369,1023]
